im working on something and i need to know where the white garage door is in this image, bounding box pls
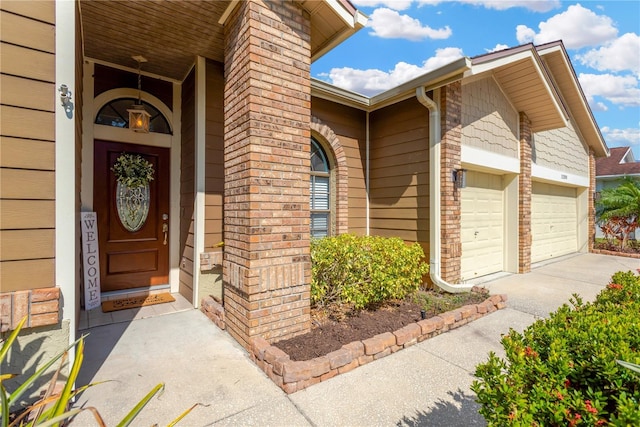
[461,171,504,280]
[532,182,577,263]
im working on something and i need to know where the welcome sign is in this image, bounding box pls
[81,212,101,310]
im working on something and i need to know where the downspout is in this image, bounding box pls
[366,111,370,235]
[416,86,473,293]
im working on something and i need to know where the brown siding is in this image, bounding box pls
[204,60,224,248]
[0,3,56,293]
[179,68,196,302]
[311,97,367,235]
[93,64,173,110]
[369,98,430,247]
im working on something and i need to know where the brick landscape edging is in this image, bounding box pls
[246,294,508,394]
[591,249,640,259]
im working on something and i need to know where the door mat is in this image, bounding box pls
[101,293,175,312]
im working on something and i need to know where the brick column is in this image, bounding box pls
[439,82,462,283]
[223,0,311,348]
[518,112,532,273]
[588,148,596,251]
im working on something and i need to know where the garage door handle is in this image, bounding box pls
[474,231,479,237]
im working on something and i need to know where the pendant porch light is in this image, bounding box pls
[128,55,151,133]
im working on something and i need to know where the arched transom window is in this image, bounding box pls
[95,98,172,134]
[310,138,333,238]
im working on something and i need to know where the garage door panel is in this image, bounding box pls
[532,182,577,263]
[461,171,504,280]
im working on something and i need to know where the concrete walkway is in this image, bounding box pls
[72,253,638,426]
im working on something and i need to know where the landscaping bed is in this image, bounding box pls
[275,288,489,361]
[249,289,507,394]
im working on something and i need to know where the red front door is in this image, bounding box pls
[94,140,170,292]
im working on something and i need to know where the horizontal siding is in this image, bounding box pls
[369,98,430,244]
[0,200,55,229]
[0,169,55,199]
[1,259,55,292]
[1,229,55,261]
[311,97,367,235]
[1,106,55,140]
[0,1,55,24]
[1,42,55,82]
[1,10,55,53]
[0,137,55,170]
[1,74,55,111]
[0,3,56,292]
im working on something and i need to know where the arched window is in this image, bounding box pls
[95,98,172,134]
[310,138,333,238]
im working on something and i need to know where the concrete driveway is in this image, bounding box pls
[72,253,638,426]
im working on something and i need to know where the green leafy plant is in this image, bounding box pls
[111,153,154,188]
[1,318,197,426]
[311,234,429,310]
[472,270,640,426]
[596,177,640,250]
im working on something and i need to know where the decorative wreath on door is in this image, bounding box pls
[111,153,155,232]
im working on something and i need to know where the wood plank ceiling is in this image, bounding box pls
[80,0,361,82]
[80,0,229,81]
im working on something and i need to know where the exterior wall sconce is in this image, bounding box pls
[454,168,467,189]
[58,84,72,111]
[128,55,150,133]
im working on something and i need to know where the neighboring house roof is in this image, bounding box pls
[596,147,640,177]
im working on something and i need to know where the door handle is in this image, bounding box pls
[162,223,168,245]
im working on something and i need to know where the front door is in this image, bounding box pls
[94,140,170,292]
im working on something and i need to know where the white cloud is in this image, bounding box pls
[601,126,640,147]
[324,47,464,96]
[576,33,640,76]
[351,0,413,11]
[367,8,452,40]
[591,102,608,112]
[415,0,560,11]
[486,43,510,53]
[578,73,640,108]
[516,4,618,49]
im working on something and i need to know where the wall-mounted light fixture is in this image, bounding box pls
[594,191,601,203]
[454,168,467,189]
[128,55,151,133]
[59,84,72,110]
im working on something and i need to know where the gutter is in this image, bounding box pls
[416,86,474,293]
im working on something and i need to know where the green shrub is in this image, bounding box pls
[472,271,640,426]
[311,234,429,310]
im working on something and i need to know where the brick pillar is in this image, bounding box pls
[439,82,462,283]
[588,148,596,251]
[518,112,532,273]
[223,0,311,349]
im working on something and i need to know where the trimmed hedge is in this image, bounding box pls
[310,234,429,310]
[472,270,640,426]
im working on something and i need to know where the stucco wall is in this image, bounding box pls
[1,320,70,409]
[533,121,589,176]
[461,77,518,158]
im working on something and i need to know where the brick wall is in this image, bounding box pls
[223,0,311,348]
[588,148,596,251]
[519,113,532,273]
[439,83,462,283]
[0,287,60,332]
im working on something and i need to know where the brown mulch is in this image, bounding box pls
[274,290,488,361]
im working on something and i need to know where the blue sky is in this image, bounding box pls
[312,0,640,158]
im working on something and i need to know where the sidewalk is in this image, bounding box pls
[72,253,638,426]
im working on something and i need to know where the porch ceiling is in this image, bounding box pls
[79,0,364,82]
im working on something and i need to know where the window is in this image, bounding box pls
[95,98,172,134]
[310,138,332,238]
